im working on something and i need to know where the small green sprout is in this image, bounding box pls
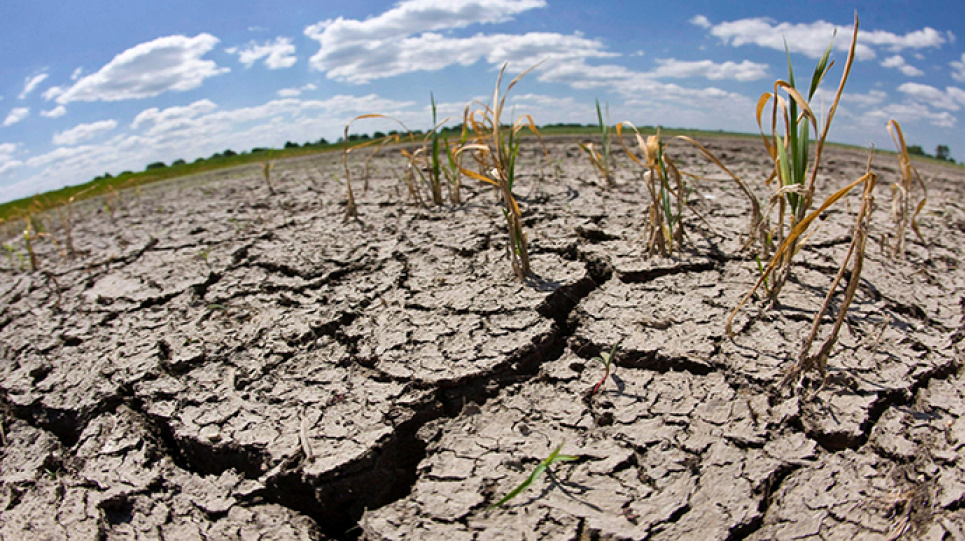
[197,246,211,267]
[489,442,579,509]
[591,339,622,396]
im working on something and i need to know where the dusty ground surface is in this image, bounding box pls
[1,135,964,540]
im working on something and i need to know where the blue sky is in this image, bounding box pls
[1,0,963,203]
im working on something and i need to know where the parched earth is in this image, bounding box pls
[2,136,964,540]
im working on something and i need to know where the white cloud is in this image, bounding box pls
[897,82,965,111]
[704,17,947,61]
[70,67,84,81]
[132,98,218,129]
[227,37,297,69]
[689,15,711,29]
[277,83,317,97]
[880,102,956,128]
[0,143,21,175]
[40,105,67,118]
[305,0,568,82]
[3,107,29,126]
[536,58,757,130]
[843,89,887,107]
[310,26,614,83]
[42,86,64,101]
[52,119,118,146]
[861,27,947,51]
[649,58,767,81]
[952,53,965,82]
[130,94,413,145]
[880,55,924,76]
[19,73,49,99]
[52,34,228,104]
[2,92,418,201]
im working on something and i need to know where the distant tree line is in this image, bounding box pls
[907,144,955,164]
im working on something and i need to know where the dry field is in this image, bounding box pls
[1,135,964,540]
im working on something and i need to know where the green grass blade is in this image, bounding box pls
[489,443,579,509]
[785,40,796,90]
[595,99,605,140]
[808,36,835,100]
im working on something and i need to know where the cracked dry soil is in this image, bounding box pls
[2,136,965,540]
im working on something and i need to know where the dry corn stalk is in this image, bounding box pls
[784,155,877,388]
[886,120,927,258]
[456,63,548,279]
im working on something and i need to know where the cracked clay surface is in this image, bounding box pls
[2,136,964,540]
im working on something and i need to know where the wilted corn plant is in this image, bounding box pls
[784,158,877,388]
[727,15,877,388]
[456,63,548,279]
[261,156,275,195]
[21,212,65,271]
[743,14,859,303]
[340,114,409,221]
[579,99,614,185]
[615,125,684,256]
[399,94,467,206]
[615,124,761,258]
[52,188,93,258]
[886,120,927,258]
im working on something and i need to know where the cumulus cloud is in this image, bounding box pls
[843,89,887,107]
[881,55,924,76]
[311,27,613,83]
[0,143,21,175]
[689,15,711,29]
[649,59,768,81]
[703,17,947,61]
[227,37,297,69]
[1,92,418,202]
[861,27,948,51]
[881,101,956,128]
[898,82,965,111]
[52,119,118,146]
[132,99,218,129]
[40,105,67,118]
[277,83,317,97]
[3,107,29,126]
[952,53,965,82]
[304,0,605,83]
[51,34,228,104]
[19,73,49,99]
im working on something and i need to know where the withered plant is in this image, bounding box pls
[724,14,881,390]
[341,114,409,221]
[261,158,276,195]
[784,156,877,388]
[399,96,467,206]
[456,63,549,279]
[747,14,859,301]
[579,99,614,186]
[886,120,927,258]
[22,213,64,271]
[617,124,761,258]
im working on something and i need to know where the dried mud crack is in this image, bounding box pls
[3,138,965,540]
